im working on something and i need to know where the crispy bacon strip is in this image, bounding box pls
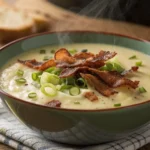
[18,59,56,71]
[88,68,139,89]
[55,48,76,64]
[45,100,61,107]
[81,73,117,96]
[84,92,98,101]
[74,52,94,59]
[56,49,116,68]
[121,66,139,76]
[60,67,88,78]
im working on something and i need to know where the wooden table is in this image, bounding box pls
[0,0,150,149]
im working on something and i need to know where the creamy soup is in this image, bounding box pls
[0,44,150,109]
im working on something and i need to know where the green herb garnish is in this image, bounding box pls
[40,49,46,54]
[43,56,51,61]
[74,101,80,104]
[69,49,77,54]
[75,78,86,88]
[41,83,57,97]
[51,49,56,54]
[114,103,121,107]
[139,87,147,93]
[69,87,80,96]
[81,49,88,52]
[28,92,37,99]
[17,69,24,76]
[136,61,142,67]
[15,78,26,84]
[129,55,137,59]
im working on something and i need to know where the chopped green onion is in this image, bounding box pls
[40,72,60,85]
[40,49,46,54]
[28,92,37,99]
[32,72,42,81]
[43,56,51,61]
[32,73,38,81]
[129,55,137,59]
[65,77,75,85]
[75,78,86,88]
[69,49,77,54]
[106,62,113,71]
[81,49,88,52]
[45,67,61,75]
[51,49,56,54]
[139,87,147,93]
[74,101,80,104]
[17,69,24,76]
[15,78,26,84]
[113,63,124,73]
[31,82,41,88]
[114,103,121,107]
[60,84,72,91]
[69,87,80,96]
[41,83,57,97]
[100,66,108,71]
[136,61,142,66]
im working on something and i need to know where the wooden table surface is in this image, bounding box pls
[0,0,150,149]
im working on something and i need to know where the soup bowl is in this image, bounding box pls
[0,31,150,145]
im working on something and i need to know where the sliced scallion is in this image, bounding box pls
[75,78,86,88]
[15,78,26,84]
[129,55,137,59]
[113,63,124,73]
[60,84,72,91]
[43,56,51,61]
[139,87,147,93]
[106,62,113,71]
[17,69,24,76]
[28,92,37,99]
[32,72,42,81]
[69,87,80,96]
[114,103,121,107]
[69,49,77,54]
[51,49,56,54]
[45,67,61,75]
[41,83,57,97]
[81,49,88,52]
[74,101,80,104]
[40,72,60,85]
[136,61,142,67]
[65,77,75,85]
[40,49,46,54]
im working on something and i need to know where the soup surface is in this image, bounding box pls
[0,43,150,109]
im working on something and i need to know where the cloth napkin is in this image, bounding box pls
[0,101,150,150]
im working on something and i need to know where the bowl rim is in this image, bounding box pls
[0,30,150,112]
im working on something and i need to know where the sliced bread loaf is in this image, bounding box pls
[0,7,34,43]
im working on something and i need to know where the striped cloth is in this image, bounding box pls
[0,102,150,150]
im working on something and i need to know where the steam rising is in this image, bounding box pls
[56,0,135,45]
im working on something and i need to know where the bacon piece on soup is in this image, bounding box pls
[46,100,61,108]
[18,59,42,68]
[84,91,98,101]
[81,73,117,97]
[18,59,56,71]
[88,68,139,89]
[74,52,94,59]
[121,66,139,76]
[56,50,116,68]
[55,48,76,64]
[60,67,89,78]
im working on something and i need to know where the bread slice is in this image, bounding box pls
[0,7,34,43]
[28,11,50,32]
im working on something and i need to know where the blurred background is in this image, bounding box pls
[49,0,150,26]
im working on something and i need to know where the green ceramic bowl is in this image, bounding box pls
[0,31,150,145]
